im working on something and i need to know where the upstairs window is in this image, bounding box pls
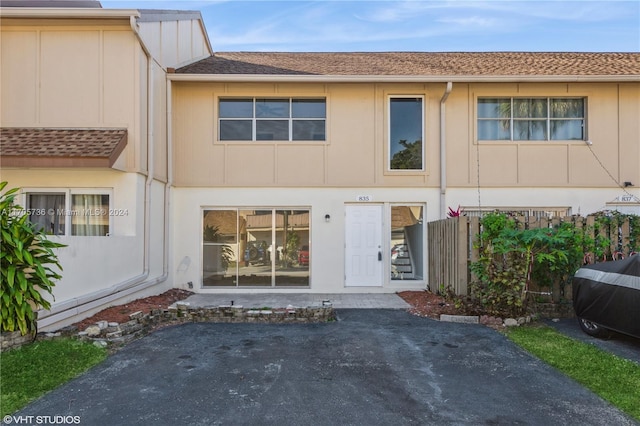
[389,96,424,170]
[219,98,326,141]
[478,97,585,141]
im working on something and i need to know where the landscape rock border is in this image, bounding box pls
[1,304,336,351]
[440,314,535,328]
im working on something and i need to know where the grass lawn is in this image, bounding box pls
[0,338,107,416]
[506,325,640,421]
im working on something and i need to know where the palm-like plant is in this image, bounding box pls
[1,182,65,335]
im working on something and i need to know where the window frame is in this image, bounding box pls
[22,188,113,237]
[387,95,425,172]
[477,96,587,142]
[201,207,311,288]
[218,97,327,142]
[389,203,425,281]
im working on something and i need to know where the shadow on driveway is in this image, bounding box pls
[17,310,638,425]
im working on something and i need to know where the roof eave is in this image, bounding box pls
[168,74,640,83]
[1,156,114,168]
[0,128,128,169]
[0,7,140,19]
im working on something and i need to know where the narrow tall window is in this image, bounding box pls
[390,205,424,280]
[389,97,424,170]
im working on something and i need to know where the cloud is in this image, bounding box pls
[354,1,439,23]
[437,16,497,27]
[200,0,638,52]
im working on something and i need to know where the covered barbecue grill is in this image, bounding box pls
[573,254,640,338]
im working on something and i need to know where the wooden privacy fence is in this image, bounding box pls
[427,214,639,297]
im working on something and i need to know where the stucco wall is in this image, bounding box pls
[172,187,436,293]
[2,170,155,296]
[1,168,170,332]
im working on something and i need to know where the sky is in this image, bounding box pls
[99,0,640,52]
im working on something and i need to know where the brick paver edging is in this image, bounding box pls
[1,304,336,351]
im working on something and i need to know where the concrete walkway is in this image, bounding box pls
[175,293,411,309]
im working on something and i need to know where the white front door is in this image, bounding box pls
[345,205,383,287]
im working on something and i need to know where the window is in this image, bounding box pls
[27,193,66,236]
[478,97,585,141]
[390,205,424,280]
[219,98,326,141]
[70,194,110,236]
[389,97,424,170]
[25,190,110,236]
[202,208,310,287]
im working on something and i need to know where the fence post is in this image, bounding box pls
[621,218,631,256]
[457,216,468,295]
[468,216,481,289]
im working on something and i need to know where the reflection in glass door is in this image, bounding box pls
[202,208,310,288]
[390,205,424,280]
[275,210,310,287]
[202,210,238,287]
[239,210,273,287]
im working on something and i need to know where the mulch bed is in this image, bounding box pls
[73,289,193,331]
[72,288,504,331]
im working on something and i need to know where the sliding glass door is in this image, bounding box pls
[202,208,310,288]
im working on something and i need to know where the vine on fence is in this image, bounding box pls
[590,210,640,257]
[469,212,612,317]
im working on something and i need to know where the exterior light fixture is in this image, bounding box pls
[325,214,331,222]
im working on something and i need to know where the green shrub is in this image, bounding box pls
[0,182,65,335]
[469,212,605,317]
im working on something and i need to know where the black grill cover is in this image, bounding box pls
[572,254,640,338]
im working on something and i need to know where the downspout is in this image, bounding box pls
[440,82,453,219]
[37,16,169,329]
[135,16,170,283]
[165,76,173,285]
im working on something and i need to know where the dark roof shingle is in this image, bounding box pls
[0,128,127,168]
[176,52,640,78]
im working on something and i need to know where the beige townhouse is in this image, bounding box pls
[1,2,639,329]
[169,52,640,295]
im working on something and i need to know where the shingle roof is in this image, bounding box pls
[0,128,127,168]
[176,52,640,78]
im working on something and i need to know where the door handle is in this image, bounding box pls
[378,251,382,261]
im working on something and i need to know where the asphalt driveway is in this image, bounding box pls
[16,310,638,425]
